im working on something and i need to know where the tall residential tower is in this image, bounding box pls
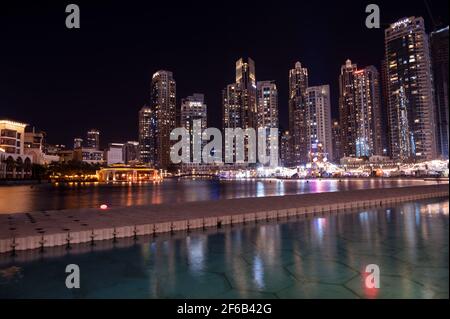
[151,70,176,169]
[384,17,436,160]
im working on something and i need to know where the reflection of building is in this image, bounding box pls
[151,70,176,169]
[339,60,382,158]
[0,120,33,179]
[73,148,104,164]
[385,17,436,161]
[430,26,449,159]
[104,143,124,165]
[305,85,332,161]
[123,141,139,164]
[86,129,100,150]
[289,62,309,165]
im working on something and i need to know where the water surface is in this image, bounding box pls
[0,178,443,213]
[0,198,447,299]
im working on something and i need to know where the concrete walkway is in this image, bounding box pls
[0,184,448,253]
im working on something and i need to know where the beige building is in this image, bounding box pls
[0,120,33,179]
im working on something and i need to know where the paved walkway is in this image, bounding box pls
[0,184,448,253]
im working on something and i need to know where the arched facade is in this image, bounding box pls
[0,152,33,179]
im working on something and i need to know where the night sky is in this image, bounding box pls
[0,0,448,148]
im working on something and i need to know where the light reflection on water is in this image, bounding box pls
[0,198,447,299]
[0,178,445,213]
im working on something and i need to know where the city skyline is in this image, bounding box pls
[1,1,448,148]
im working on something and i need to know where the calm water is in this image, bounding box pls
[0,198,448,299]
[0,178,443,213]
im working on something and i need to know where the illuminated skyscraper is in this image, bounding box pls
[123,141,140,164]
[257,81,279,166]
[280,130,292,167]
[385,17,436,160]
[339,60,382,158]
[222,84,241,129]
[305,85,332,161]
[235,57,257,129]
[430,26,449,158]
[86,129,100,150]
[138,105,155,165]
[288,61,309,165]
[257,81,278,129]
[180,93,207,163]
[151,70,176,169]
[222,58,257,164]
[331,120,342,163]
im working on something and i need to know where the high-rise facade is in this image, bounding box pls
[280,130,292,167]
[288,62,309,165]
[257,81,278,129]
[180,93,207,163]
[86,129,100,150]
[339,60,382,158]
[151,70,176,169]
[305,85,333,161]
[138,105,155,165]
[257,81,279,166]
[331,120,342,163]
[123,141,140,164]
[222,84,241,129]
[222,58,257,164]
[430,26,449,158]
[384,17,436,161]
[235,57,257,130]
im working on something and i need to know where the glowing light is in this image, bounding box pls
[100,204,108,210]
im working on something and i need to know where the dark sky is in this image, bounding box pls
[0,0,448,148]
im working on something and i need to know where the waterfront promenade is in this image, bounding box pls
[0,184,448,253]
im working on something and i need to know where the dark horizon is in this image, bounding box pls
[1,0,448,148]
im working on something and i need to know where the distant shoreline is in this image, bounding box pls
[0,176,448,187]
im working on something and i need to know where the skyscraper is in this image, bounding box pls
[222,58,257,164]
[257,81,279,166]
[331,120,342,163]
[86,129,100,150]
[280,130,292,167]
[180,93,207,163]
[339,60,382,158]
[305,85,332,161]
[385,17,436,161]
[222,84,241,129]
[430,26,449,158]
[123,141,140,164]
[288,61,309,165]
[138,105,155,165]
[151,70,176,169]
[235,57,257,130]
